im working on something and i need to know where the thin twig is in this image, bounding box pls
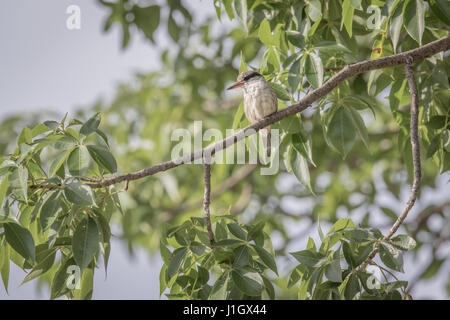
[361,56,422,270]
[203,163,215,247]
[164,164,257,219]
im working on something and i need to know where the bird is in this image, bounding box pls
[227,70,278,157]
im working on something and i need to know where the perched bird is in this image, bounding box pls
[227,70,278,157]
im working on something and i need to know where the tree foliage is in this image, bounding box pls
[0,0,449,299]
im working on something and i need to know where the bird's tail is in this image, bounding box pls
[260,126,271,158]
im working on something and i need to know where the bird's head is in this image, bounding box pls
[226,70,264,90]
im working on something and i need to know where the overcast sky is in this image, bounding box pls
[0,0,213,299]
[0,0,163,119]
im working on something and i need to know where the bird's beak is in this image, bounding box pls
[226,81,245,90]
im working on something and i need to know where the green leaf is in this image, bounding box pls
[258,19,273,46]
[189,241,206,256]
[132,5,160,43]
[349,0,362,10]
[419,258,445,279]
[39,191,62,232]
[168,247,187,279]
[344,274,360,299]
[307,0,322,22]
[227,223,247,240]
[22,244,56,284]
[159,264,167,296]
[355,242,375,266]
[233,102,244,130]
[305,52,323,88]
[0,244,10,293]
[268,82,290,101]
[0,160,16,176]
[289,147,314,195]
[18,127,32,146]
[341,0,354,37]
[87,145,117,174]
[290,250,326,267]
[318,217,324,241]
[94,213,111,273]
[346,107,370,150]
[426,134,441,158]
[239,52,247,73]
[248,220,266,239]
[231,267,264,296]
[0,208,17,224]
[214,220,228,241]
[288,58,302,93]
[212,239,243,247]
[402,0,425,45]
[72,217,99,271]
[4,222,35,263]
[329,218,356,234]
[252,245,278,275]
[325,250,342,282]
[287,31,305,48]
[389,78,408,112]
[314,41,351,54]
[31,123,51,138]
[327,107,356,159]
[427,116,448,130]
[390,235,416,250]
[209,274,229,300]
[0,173,10,207]
[50,257,75,299]
[168,13,180,42]
[67,146,90,177]
[17,165,28,203]
[223,0,234,20]
[64,182,96,206]
[73,266,94,300]
[307,237,316,250]
[53,136,77,150]
[49,149,72,177]
[429,0,450,25]
[291,132,316,167]
[262,275,275,299]
[277,115,302,134]
[263,47,280,73]
[80,113,101,137]
[379,242,404,272]
[43,120,60,130]
[234,0,247,32]
[95,129,109,147]
[342,241,356,268]
[390,3,403,53]
[233,245,251,267]
[287,266,303,288]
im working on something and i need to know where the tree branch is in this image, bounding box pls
[203,163,215,247]
[28,36,448,191]
[361,56,422,270]
[83,36,449,188]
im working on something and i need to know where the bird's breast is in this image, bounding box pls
[243,81,278,123]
